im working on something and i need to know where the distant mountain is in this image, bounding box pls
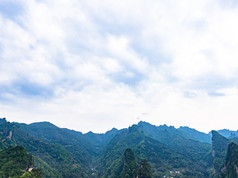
[137,121,213,168]
[83,128,122,153]
[1,117,238,177]
[18,121,121,155]
[209,129,238,139]
[97,124,209,177]
[178,126,211,143]
[217,129,238,139]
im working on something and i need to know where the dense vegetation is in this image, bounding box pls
[0,117,237,177]
[96,124,210,177]
[0,118,88,177]
[121,148,138,178]
[137,159,152,178]
[212,130,230,176]
[219,142,238,178]
[120,148,152,178]
[211,131,238,178]
[0,146,42,177]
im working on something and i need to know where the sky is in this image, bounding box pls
[0,0,238,133]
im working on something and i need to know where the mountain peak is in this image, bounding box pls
[0,118,7,124]
[212,130,230,175]
[105,127,118,135]
[28,121,57,128]
[129,124,139,133]
[138,121,150,125]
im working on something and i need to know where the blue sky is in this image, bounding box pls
[1,0,238,133]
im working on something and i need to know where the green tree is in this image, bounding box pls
[137,159,152,178]
[0,146,42,178]
[121,148,138,178]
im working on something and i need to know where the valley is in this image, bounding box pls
[0,118,238,177]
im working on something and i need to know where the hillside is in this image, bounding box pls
[0,117,238,177]
[0,146,42,177]
[222,142,238,177]
[96,125,210,177]
[137,121,213,168]
[212,130,230,176]
[0,118,89,177]
[178,126,211,143]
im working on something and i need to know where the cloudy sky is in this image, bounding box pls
[1,0,238,133]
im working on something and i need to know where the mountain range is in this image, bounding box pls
[0,117,237,177]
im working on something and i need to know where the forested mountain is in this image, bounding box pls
[96,124,210,177]
[0,146,42,177]
[211,131,238,177]
[222,142,238,177]
[212,131,230,176]
[178,126,212,143]
[0,118,88,177]
[216,129,238,139]
[120,148,152,178]
[137,122,212,165]
[17,121,92,165]
[0,117,237,177]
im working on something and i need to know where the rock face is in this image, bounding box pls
[212,130,229,176]
[6,130,12,140]
[221,142,238,178]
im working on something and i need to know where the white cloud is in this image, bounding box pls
[1,0,238,133]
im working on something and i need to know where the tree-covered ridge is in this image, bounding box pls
[222,142,238,177]
[212,131,230,177]
[1,117,238,177]
[17,121,92,166]
[121,148,138,178]
[178,126,212,143]
[0,146,42,178]
[120,148,152,178]
[96,124,210,177]
[0,118,89,177]
[137,121,213,169]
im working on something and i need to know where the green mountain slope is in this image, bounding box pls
[220,142,238,178]
[1,117,237,178]
[0,118,89,177]
[212,131,238,177]
[97,125,209,177]
[178,126,211,143]
[138,121,213,168]
[137,159,152,178]
[120,148,138,178]
[212,130,230,177]
[0,146,42,178]
[17,122,92,165]
[119,148,153,178]
[83,128,121,153]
